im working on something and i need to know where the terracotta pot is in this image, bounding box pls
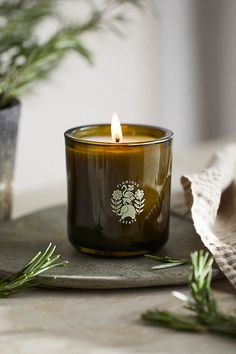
[0,100,20,221]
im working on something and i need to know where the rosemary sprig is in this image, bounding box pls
[145,254,189,269]
[0,243,68,297]
[142,250,236,337]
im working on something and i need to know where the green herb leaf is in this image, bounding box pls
[142,250,236,337]
[0,243,68,297]
[145,254,189,270]
[152,262,187,270]
[0,0,145,108]
[142,310,206,332]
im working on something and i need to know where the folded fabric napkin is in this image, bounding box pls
[172,144,236,289]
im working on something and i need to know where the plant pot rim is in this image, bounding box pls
[0,98,20,112]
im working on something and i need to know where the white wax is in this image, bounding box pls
[79,135,155,143]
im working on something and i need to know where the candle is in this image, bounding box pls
[65,115,173,257]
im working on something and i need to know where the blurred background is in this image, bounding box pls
[12,0,236,215]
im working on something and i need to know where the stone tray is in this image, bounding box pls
[0,205,221,289]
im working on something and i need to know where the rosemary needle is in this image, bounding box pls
[144,254,189,270]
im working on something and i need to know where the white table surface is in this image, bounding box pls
[3,137,236,354]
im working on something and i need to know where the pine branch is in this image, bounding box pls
[142,250,236,337]
[0,243,68,297]
[0,0,145,108]
[0,0,56,54]
[0,27,94,106]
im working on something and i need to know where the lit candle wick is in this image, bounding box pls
[111,113,123,143]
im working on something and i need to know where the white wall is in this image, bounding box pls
[217,0,236,135]
[159,0,203,145]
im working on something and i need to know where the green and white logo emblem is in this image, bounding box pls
[111,181,145,224]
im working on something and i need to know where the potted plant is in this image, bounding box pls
[0,0,143,221]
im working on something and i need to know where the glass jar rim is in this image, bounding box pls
[64,123,173,146]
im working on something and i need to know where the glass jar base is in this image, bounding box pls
[68,226,169,257]
[79,246,149,257]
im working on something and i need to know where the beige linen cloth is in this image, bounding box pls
[172,144,236,289]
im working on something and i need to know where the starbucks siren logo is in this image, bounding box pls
[111,181,145,224]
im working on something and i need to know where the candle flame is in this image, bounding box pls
[111,113,123,143]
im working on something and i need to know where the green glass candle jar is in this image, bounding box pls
[65,124,173,257]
